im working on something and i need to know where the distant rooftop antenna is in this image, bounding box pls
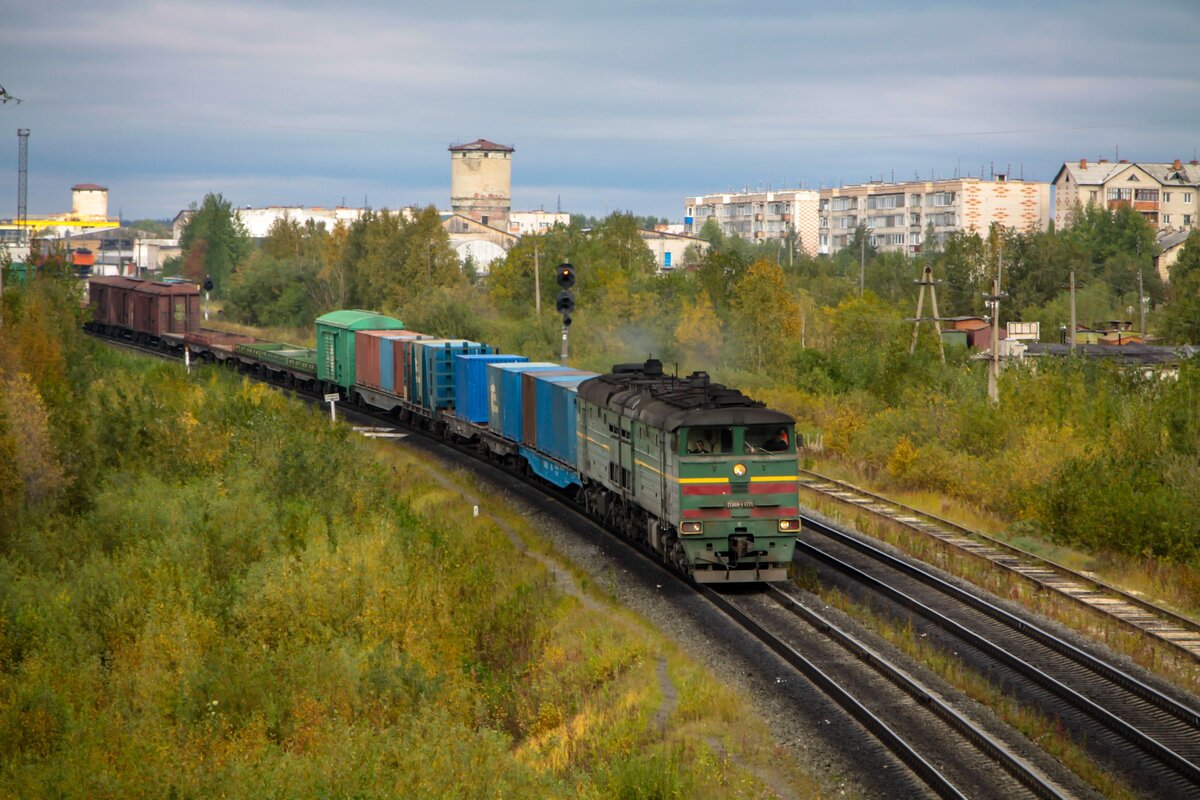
[17,128,29,244]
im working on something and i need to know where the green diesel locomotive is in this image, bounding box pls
[576,360,799,583]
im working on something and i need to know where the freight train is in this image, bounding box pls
[85,275,800,583]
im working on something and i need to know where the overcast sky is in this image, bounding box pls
[2,0,1198,222]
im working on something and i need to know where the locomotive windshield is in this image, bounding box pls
[686,426,733,455]
[743,425,794,453]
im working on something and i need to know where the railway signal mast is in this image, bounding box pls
[556,262,576,365]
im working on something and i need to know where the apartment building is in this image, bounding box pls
[1052,158,1200,232]
[817,175,1050,256]
[683,189,820,256]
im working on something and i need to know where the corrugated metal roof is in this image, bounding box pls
[448,139,514,153]
[1056,161,1200,187]
[1138,163,1200,185]
[1157,228,1192,251]
[315,310,405,331]
[1057,161,1131,185]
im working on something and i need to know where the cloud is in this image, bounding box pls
[1,0,1198,219]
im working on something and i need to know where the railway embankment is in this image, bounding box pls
[1,281,834,798]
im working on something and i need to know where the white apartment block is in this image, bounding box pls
[684,190,821,256]
[818,175,1050,256]
[1053,158,1200,233]
[507,209,570,236]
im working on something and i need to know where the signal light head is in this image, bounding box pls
[556,262,576,289]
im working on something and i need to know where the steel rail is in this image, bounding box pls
[797,468,1200,655]
[764,586,1070,800]
[796,525,1200,785]
[697,585,971,800]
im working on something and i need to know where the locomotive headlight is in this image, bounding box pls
[680,521,703,534]
[778,518,801,532]
[732,463,747,477]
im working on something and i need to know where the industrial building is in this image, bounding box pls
[0,183,120,244]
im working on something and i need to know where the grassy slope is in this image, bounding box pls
[0,347,827,799]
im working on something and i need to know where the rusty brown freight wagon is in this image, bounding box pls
[130,281,200,338]
[88,276,140,330]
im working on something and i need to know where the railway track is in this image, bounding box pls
[704,584,1075,799]
[797,469,1200,665]
[97,335,1197,796]
[797,517,1200,798]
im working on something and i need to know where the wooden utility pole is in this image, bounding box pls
[1138,269,1146,337]
[983,280,1004,403]
[1069,269,1077,352]
[533,241,541,316]
[859,234,866,298]
[908,264,946,363]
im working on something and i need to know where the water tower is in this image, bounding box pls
[449,139,513,229]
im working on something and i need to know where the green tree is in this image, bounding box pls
[729,259,801,370]
[178,193,250,292]
[1157,231,1200,342]
[674,294,724,370]
[695,218,725,250]
[224,217,329,327]
[933,231,987,316]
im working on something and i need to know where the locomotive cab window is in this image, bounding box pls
[744,425,794,453]
[686,426,733,455]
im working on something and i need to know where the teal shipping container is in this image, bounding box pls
[411,339,493,410]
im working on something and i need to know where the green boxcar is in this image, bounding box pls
[315,310,405,390]
[577,360,798,583]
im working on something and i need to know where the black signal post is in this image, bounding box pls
[556,263,576,364]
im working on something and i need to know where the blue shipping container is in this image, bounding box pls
[411,339,493,410]
[534,373,595,465]
[455,354,527,422]
[521,369,583,447]
[487,362,561,442]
